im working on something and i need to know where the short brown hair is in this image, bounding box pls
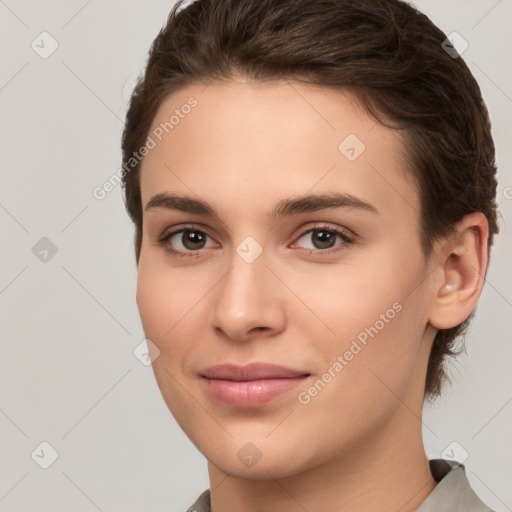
[120,0,499,400]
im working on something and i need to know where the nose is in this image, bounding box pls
[211,248,286,343]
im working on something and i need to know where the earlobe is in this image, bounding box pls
[429,213,489,330]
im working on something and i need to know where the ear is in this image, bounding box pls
[428,212,489,330]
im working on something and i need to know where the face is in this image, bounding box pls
[136,77,439,479]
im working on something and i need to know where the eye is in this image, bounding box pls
[291,224,354,255]
[157,223,355,258]
[157,226,217,258]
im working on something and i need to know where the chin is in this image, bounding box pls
[194,432,321,481]
[207,450,306,481]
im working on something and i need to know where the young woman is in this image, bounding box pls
[120,1,499,510]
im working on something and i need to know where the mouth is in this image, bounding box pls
[199,362,311,408]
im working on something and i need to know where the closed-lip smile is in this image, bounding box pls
[199,362,311,408]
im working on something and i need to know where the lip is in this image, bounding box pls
[199,363,311,408]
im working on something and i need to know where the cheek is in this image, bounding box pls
[136,270,170,343]
[307,262,401,340]
[135,264,199,419]
[135,262,192,351]
[135,261,220,382]
[307,251,426,390]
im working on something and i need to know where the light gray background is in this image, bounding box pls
[0,1,511,511]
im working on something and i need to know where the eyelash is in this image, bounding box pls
[156,223,355,259]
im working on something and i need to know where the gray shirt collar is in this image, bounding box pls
[416,459,493,512]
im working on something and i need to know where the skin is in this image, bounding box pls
[135,76,489,512]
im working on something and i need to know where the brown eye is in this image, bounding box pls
[179,229,207,250]
[158,226,217,257]
[292,225,355,255]
[309,229,337,250]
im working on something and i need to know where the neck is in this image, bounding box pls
[207,399,436,512]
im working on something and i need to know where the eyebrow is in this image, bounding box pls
[144,191,379,219]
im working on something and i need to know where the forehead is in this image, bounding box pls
[139,79,418,224]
